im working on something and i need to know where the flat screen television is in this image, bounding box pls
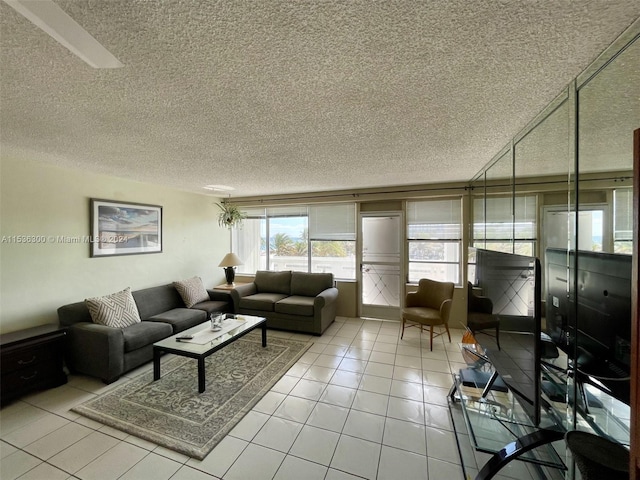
[469,248,543,426]
[545,248,631,404]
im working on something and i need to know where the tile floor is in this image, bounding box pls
[0,317,553,480]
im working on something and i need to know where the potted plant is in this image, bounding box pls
[215,200,246,229]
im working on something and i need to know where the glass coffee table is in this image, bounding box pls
[153,314,267,393]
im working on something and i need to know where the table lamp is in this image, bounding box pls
[218,252,243,285]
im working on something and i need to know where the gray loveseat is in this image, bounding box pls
[230,270,338,335]
[57,284,230,383]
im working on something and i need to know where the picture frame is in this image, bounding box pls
[90,199,162,257]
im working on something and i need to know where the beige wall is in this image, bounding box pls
[0,157,230,334]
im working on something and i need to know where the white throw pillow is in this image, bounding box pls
[173,276,209,308]
[85,287,141,328]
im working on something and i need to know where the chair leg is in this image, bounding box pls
[401,318,405,339]
[429,326,434,351]
[495,325,500,350]
[445,323,451,343]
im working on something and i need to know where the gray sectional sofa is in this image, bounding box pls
[230,270,338,335]
[58,284,231,383]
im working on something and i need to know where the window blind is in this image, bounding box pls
[407,199,462,240]
[309,203,356,241]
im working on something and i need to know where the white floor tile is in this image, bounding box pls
[0,450,42,480]
[423,385,452,407]
[286,363,310,377]
[253,391,286,414]
[344,347,371,361]
[383,417,427,455]
[76,441,147,480]
[369,351,396,365]
[387,396,425,424]
[359,374,392,395]
[273,396,317,423]
[428,456,465,479]
[364,361,394,378]
[342,410,385,443]
[424,403,454,431]
[351,390,389,416]
[187,435,248,478]
[318,385,356,408]
[393,366,423,384]
[224,443,285,480]
[2,412,69,448]
[271,375,300,394]
[337,357,367,374]
[273,455,328,480]
[228,410,270,441]
[426,427,460,464]
[0,440,18,459]
[253,417,303,453]
[325,468,365,479]
[14,461,69,480]
[378,445,429,480]
[329,369,362,389]
[371,341,398,355]
[313,354,343,368]
[306,402,349,433]
[303,365,336,383]
[289,425,339,465]
[0,404,49,437]
[330,435,381,479]
[48,431,120,473]
[120,453,182,480]
[390,379,424,401]
[170,465,218,480]
[23,422,93,460]
[289,379,326,401]
[322,344,350,357]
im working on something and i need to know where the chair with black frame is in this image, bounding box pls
[467,282,500,350]
[401,278,455,350]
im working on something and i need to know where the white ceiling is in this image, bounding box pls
[1,1,638,198]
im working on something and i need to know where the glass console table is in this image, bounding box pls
[449,334,631,480]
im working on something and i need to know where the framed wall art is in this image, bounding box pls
[90,199,162,257]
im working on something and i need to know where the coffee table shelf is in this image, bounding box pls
[153,314,267,393]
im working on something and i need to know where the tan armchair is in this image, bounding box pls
[401,278,455,350]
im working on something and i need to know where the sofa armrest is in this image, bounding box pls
[65,322,125,383]
[314,287,339,309]
[229,283,257,312]
[206,289,232,303]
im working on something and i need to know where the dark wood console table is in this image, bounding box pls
[0,324,67,405]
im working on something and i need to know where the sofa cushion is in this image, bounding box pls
[123,320,173,353]
[191,300,229,315]
[132,284,185,320]
[275,296,315,317]
[85,287,142,328]
[290,272,334,297]
[147,308,206,333]
[173,276,210,308]
[240,293,288,312]
[254,270,291,295]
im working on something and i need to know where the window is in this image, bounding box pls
[407,199,461,284]
[613,188,632,254]
[233,203,357,279]
[309,204,356,279]
[473,195,536,256]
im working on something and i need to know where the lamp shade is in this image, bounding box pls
[218,252,243,268]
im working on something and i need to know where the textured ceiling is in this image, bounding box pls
[1,1,639,198]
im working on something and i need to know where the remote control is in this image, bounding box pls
[176,335,194,341]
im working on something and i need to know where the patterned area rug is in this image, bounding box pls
[72,332,311,459]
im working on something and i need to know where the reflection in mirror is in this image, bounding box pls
[515,100,571,258]
[571,35,637,450]
[482,150,514,253]
[470,172,486,251]
[578,37,638,255]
